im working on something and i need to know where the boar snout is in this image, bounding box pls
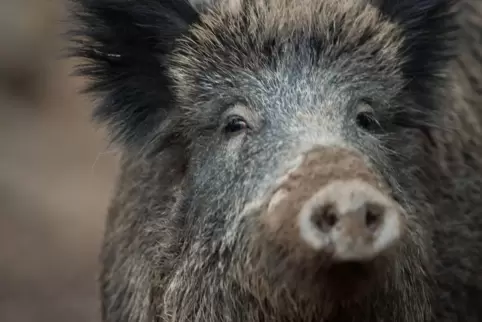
[260,146,405,264]
[299,179,403,261]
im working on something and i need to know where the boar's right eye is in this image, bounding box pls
[355,100,380,132]
[224,116,250,134]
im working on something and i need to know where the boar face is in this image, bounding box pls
[158,0,452,318]
[70,0,457,320]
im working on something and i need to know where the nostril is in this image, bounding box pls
[298,180,403,257]
[365,203,384,230]
[311,204,338,233]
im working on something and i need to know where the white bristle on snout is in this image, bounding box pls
[298,179,404,261]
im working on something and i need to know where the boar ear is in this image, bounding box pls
[68,0,199,146]
[375,0,458,90]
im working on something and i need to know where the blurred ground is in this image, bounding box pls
[0,1,118,321]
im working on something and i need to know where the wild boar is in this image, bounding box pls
[68,0,482,321]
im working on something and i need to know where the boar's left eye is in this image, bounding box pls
[224,116,249,134]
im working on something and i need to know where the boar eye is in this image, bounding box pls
[224,116,249,134]
[355,101,379,132]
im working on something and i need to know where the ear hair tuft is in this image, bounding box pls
[67,0,199,146]
[375,0,458,88]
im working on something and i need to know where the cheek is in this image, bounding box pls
[189,142,243,195]
[224,133,247,157]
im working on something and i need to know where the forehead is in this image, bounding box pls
[169,0,405,107]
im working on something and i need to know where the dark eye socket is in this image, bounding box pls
[356,112,377,130]
[355,101,379,132]
[224,116,249,134]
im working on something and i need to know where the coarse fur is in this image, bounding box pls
[67,0,482,321]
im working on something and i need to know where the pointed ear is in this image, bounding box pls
[375,0,458,91]
[68,0,199,146]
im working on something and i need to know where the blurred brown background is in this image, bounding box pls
[0,1,118,321]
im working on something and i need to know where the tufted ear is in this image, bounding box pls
[68,0,199,146]
[374,0,458,91]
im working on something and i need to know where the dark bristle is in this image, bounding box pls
[375,0,459,88]
[66,0,199,147]
[66,0,459,146]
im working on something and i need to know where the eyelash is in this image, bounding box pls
[224,116,249,134]
[355,101,380,132]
